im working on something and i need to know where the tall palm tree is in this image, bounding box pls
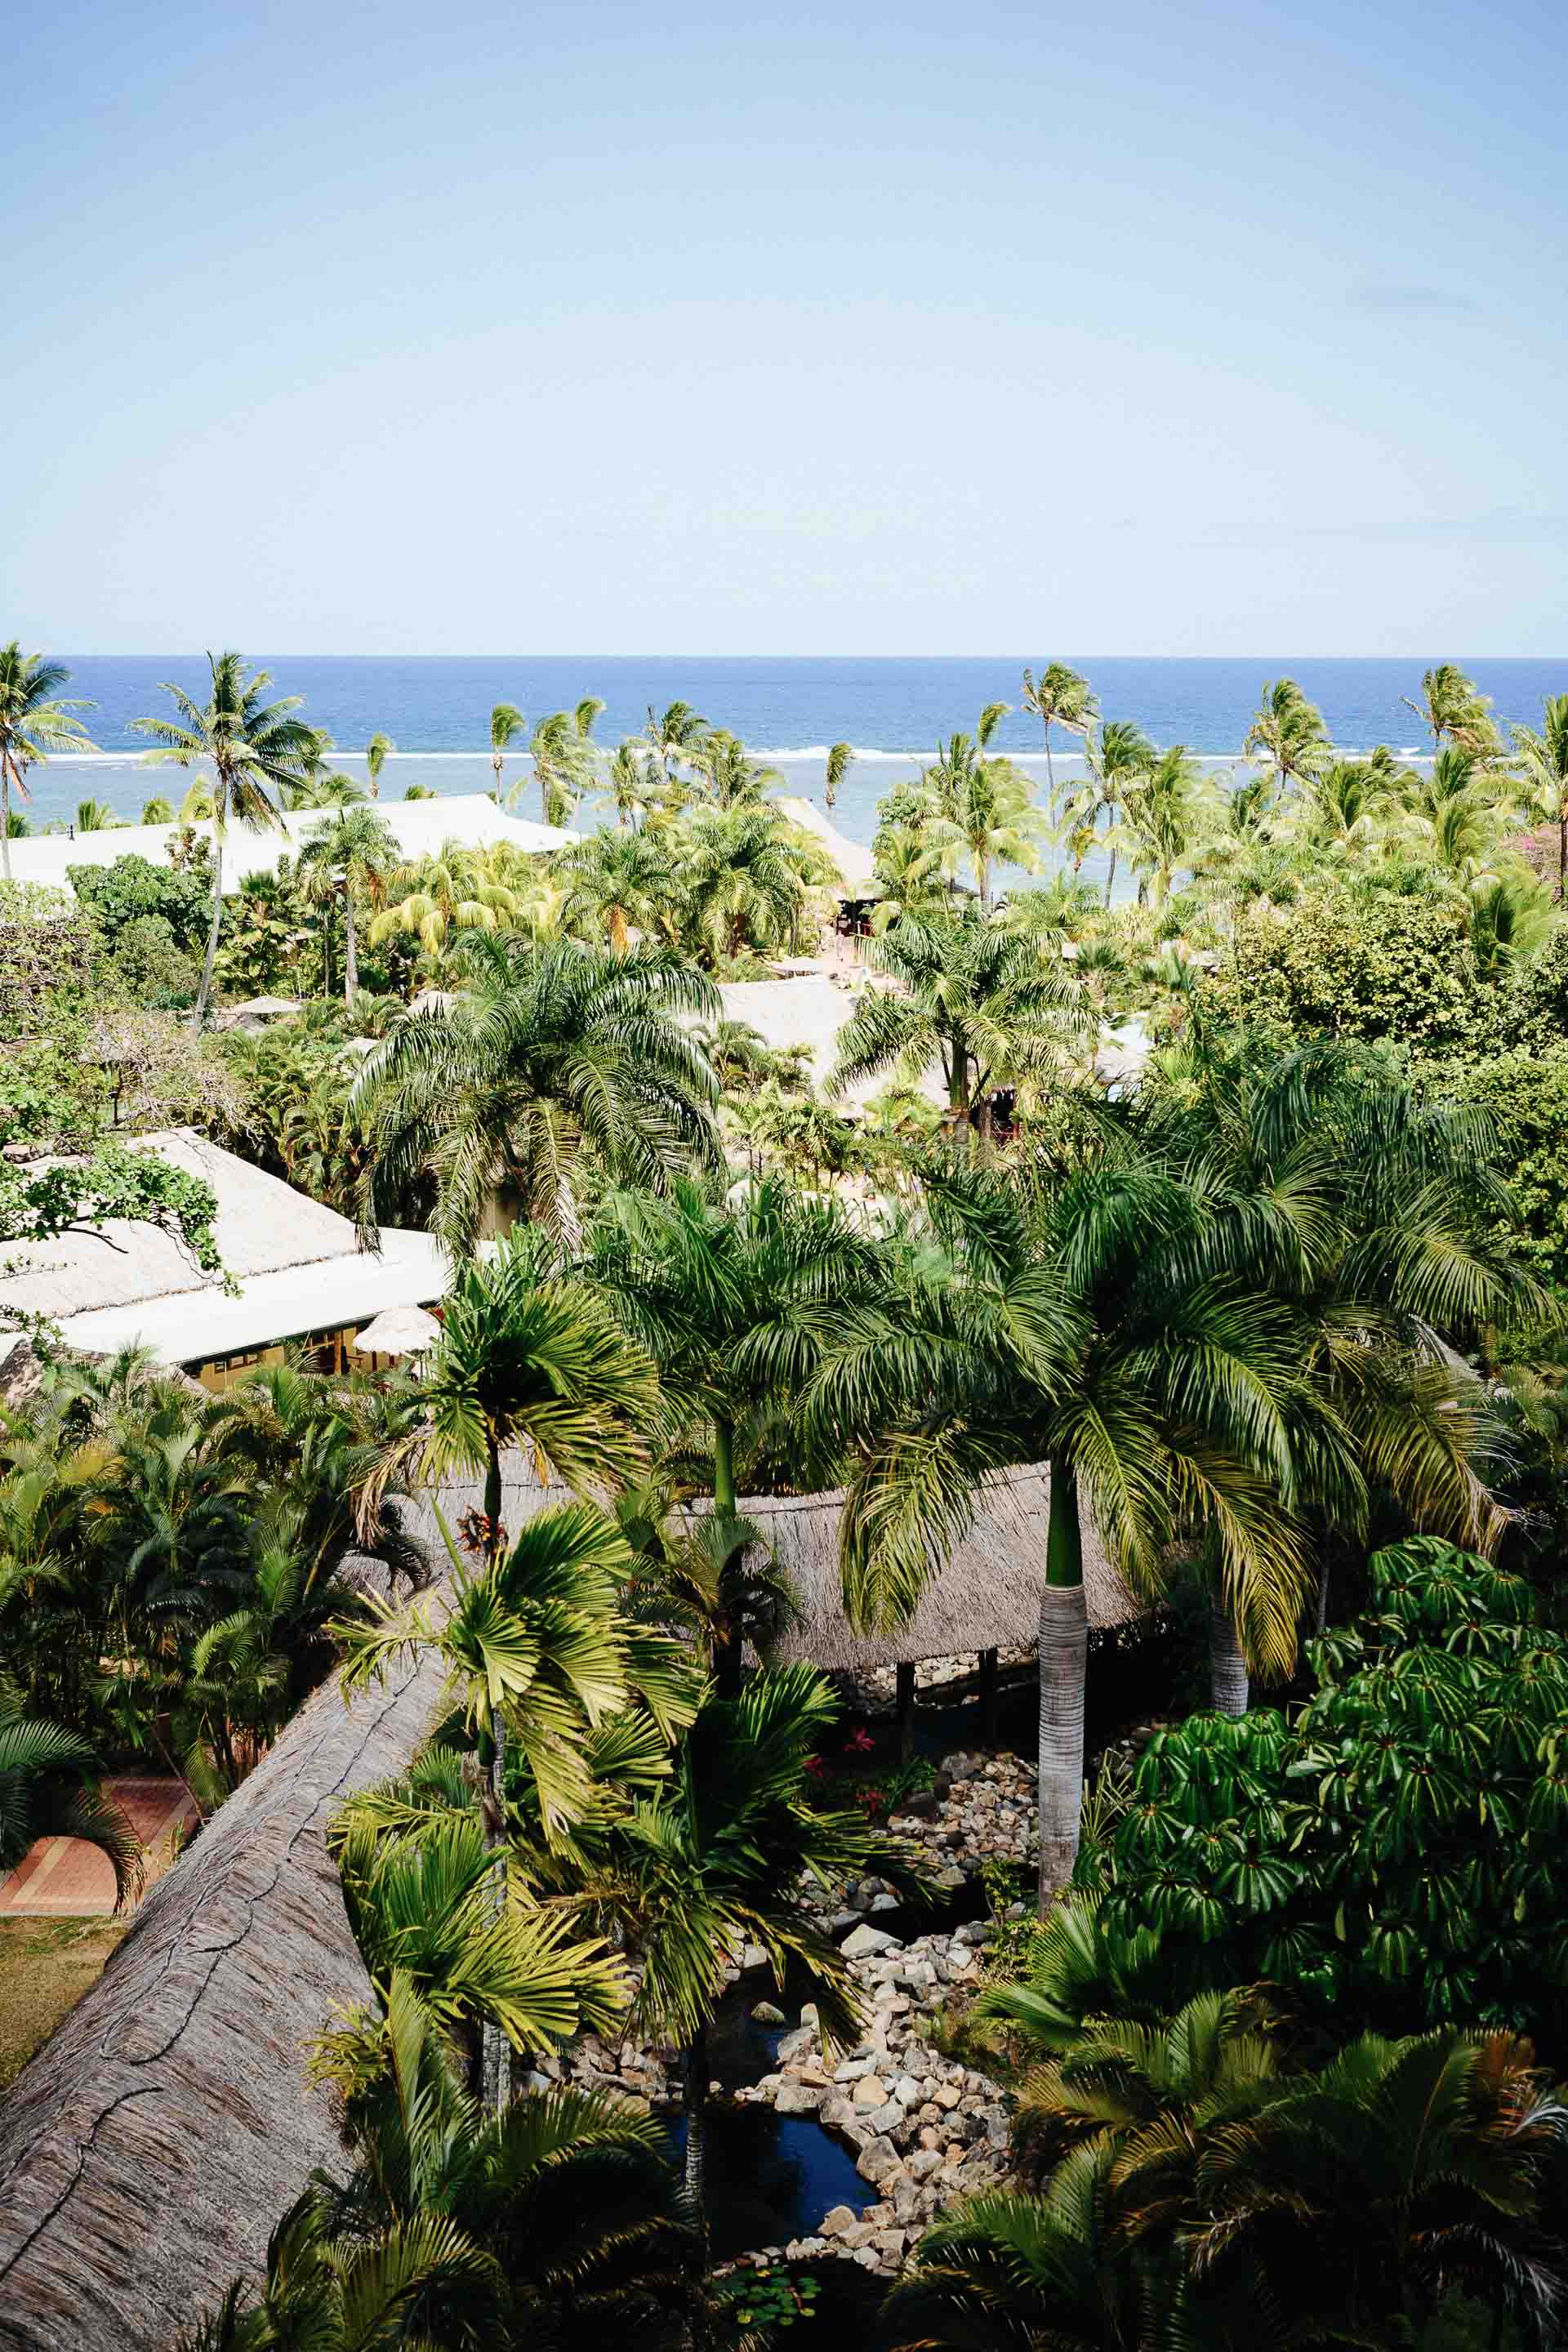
[365,730,394,797]
[1512,692,1568,897]
[1243,679,1330,804]
[805,1156,1312,1903]
[488,702,526,801]
[351,933,719,1255]
[560,826,674,954]
[828,906,1085,1144]
[0,644,96,882]
[690,729,782,810]
[1067,720,1154,905]
[1117,746,1219,906]
[825,739,853,811]
[645,700,708,785]
[297,802,399,1000]
[678,804,826,964]
[608,741,653,829]
[1402,662,1501,759]
[1022,662,1098,826]
[585,1174,879,1686]
[528,708,599,827]
[131,653,316,1027]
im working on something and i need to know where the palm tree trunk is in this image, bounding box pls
[681,2019,710,2219]
[191,826,224,1030]
[1558,808,1566,903]
[1,757,11,883]
[1038,1459,1088,1912]
[713,1416,737,1517]
[479,1441,510,2117]
[1209,1606,1249,1715]
[343,885,358,1002]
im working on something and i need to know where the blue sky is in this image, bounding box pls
[5,0,1564,653]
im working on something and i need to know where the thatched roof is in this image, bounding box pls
[775,798,882,898]
[755,1463,1138,1668]
[711,974,946,1107]
[408,1452,1139,1666]
[0,1641,445,2352]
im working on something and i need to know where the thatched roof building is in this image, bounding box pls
[0,1639,445,2352]
[755,1463,1138,1669]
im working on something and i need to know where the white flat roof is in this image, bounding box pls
[56,1227,448,1366]
[6,795,575,895]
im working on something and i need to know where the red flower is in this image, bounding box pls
[844,1728,875,1755]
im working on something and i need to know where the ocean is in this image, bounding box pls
[20,655,1565,846]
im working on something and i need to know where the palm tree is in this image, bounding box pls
[806,1156,1312,1903]
[678,804,826,964]
[1243,679,1330,804]
[131,653,316,1027]
[586,1174,878,1686]
[297,803,399,1000]
[1402,662,1502,759]
[1022,662,1098,825]
[1067,720,1154,904]
[825,740,853,811]
[1117,746,1219,906]
[1187,2028,1567,2346]
[829,906,1084,1144]
[560,826,674,954]
[365,731,394,798]
[368,842,523,960]
[599,1666,915,2215]
[351,933,719,1255]
[608,741,654,829]
[0,644,96,882]
[645,700,708,785]
[615,1479,795,1699]
[0,1693,141,1907]
[1512,693,1568,897]
[488,702,527,801]
[690,729,782,810]
[140,795,175,824]
[528,707,599,827]
[923,729,1048,911]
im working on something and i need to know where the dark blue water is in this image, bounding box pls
[25,655,1565,845]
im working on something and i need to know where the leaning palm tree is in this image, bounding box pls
[131,653,316,1026]
[0,644,96,882]
[528,708,599,827]
[488,702,527,801]
[1022,662,1098,826]
[1402,662,1502,760]
[645,700,708,785]
[351,932,719,1255]
[1512,692,1568,898]
[364,730,394,797]
[296,802,399,1000]
[1067,720,1154,904]
[804,1156,1312,1902]
[824,739,853,811]
[923,728,1049,911]
[690,729,783,810]
[1242,679,1330,804]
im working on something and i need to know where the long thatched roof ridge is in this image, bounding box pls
[410,1452,1139,1667]
[0,1637,447,2352]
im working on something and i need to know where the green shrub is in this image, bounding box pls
[1205,888,1489,1057]
[68,852,214,955]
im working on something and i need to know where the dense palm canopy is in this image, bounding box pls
[297,801,399,1000]
[350,931,720,1252]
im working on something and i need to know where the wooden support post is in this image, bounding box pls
[895,1661,917,1764]
[978,1646,999,1747]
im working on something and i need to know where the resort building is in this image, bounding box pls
[2,791,573,895]
[0,1129,448,1392]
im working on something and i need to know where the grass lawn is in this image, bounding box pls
[0,1918,127,2094]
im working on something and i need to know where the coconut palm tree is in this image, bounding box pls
[528,707,599,827]
[677,804,826,964]
[297,802,399,1000]
[488,702,526,802]
[1117,746,1220,906]
[922,729,1048,911]
[1022,662,1098,824]
[828,906,1085,1144]
[645,700,708,785]
[140,795,175,824]
[0,644,96,882]
[1243,679,1330,804]
[1402,662,1502,759]
[368,842,524,960]
[351,933,719,1255]
[131,653,316,1027]
[690,729,782,810]
[805,1156,1312,1902]
[608,741,654,829]
[1512,692,1568,897]
[825,740,853,811]
[1065,721,1154,905]
[364,731,394,798]
[614,1480,795,1700]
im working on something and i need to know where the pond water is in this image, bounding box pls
[666,2106,876,2261]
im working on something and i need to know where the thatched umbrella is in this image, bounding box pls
[0,1640,445,2352]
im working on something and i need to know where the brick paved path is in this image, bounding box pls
[0,1778,201,1917]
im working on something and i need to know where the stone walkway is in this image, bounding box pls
[0,1778,200,1918]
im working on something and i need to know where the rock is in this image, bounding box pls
[751,2000,786,2025]
[891,2074,924,2107]
[906,2148,944,2179]
[800,2002,820,2027]
[820,2205,859,2238]
[935,2081,963,2109]
[934,1864,967,1891]
[774,2082,824,2114]
[875,2229,907,2258]
[742,1941,769,1969]
[866,2100,903,2135]
[820,2093,859,2133]
[842,1923,900,1959]
[857,2136,904,2186]
[776,2025,815,2061]
[852,2075,889,2108]
[870,1891,900,1912]
[835,2057,877,2082]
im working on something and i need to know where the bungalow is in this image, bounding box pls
[0,1129,448,1392]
